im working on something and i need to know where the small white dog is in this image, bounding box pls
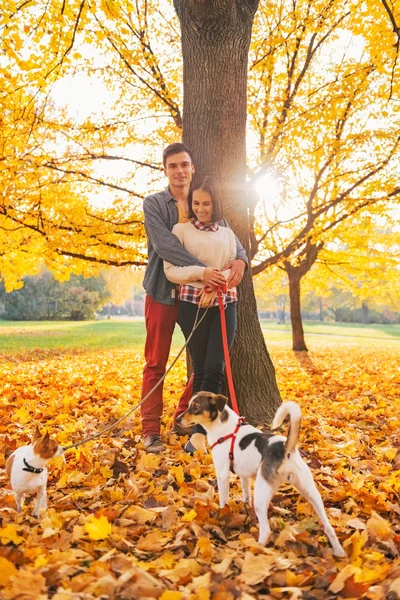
[6,426,64,517]
[177,392,346,557]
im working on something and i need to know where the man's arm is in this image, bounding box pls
[164,223,227,287]
[145,198,227,287]
[144,196,204,267]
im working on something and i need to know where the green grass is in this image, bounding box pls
[0,318,398,353]
[260,319,400,345]
[0,318,151,352]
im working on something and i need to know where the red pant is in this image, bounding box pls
[140,295,193,436]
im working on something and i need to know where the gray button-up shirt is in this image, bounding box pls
[143,188,248,305]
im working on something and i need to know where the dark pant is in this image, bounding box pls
[178,301,237,394]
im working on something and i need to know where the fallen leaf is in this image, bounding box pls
[0,556,17,585]
[84,515,112,540]
[0,524,24,545]
[239,551,274,585]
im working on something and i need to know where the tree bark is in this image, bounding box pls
[174,0,281,423]
[362,301,369,325]
[287,270,308,352]
[284,240,322,351]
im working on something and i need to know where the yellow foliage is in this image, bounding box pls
[0,524,24,545]
[0,558,17,586]
[84,515,112,540]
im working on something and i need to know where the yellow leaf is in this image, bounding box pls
[346,529,368,563]
[14,406,30,424]
[160,590,183,600]
[41,512,64,538]
[156,551,176,569]
[34,555,48,568]
[0,557,17,585]
[196,589,211,600]
[182,509,197,522]
[136,452,161,472]
[100,465,113,478]
[109,489,124,501]
[84,515,112,540]
[160,592,183,600]
[0,524,24,545]
[196,536,212,558]
[170,465,185,486]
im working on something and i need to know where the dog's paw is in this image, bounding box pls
[333,545,347,558]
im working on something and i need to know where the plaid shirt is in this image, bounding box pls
[178,220,238,307]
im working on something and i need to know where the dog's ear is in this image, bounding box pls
[33,425,42,440]
[214,394,228,413]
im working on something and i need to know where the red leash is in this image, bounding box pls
[217,285,239,415]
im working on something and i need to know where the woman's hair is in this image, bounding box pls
[189,176,224,222]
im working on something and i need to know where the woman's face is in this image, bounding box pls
[192,189,213,224]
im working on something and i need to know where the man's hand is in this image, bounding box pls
[203,267,227,288]
[198,288,218,308]
[222,259,246,288]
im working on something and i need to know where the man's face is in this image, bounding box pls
[164,152,195,188]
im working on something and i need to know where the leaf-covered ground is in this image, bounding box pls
[0,343,400,599]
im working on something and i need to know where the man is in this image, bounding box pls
[141,142,247,453]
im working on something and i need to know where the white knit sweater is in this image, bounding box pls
[164,221,237,292]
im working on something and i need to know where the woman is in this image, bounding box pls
[164,176,237,453]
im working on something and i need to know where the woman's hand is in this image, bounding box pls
[198,288,218,308]
[203,267,226,288]
[221,259,246,288]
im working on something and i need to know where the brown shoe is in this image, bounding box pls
[144,434,166,454]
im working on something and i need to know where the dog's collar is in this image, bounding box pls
[210,416,247,473]
[22,458,44,474]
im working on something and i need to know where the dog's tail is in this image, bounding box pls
[271,401,301,457]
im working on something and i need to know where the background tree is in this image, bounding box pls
[0,269,110,321]
[248,0,400,350]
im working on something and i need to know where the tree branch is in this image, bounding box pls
[44,164,145,198]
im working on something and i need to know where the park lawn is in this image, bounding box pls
[261,319,400,345]
[1,318,399,353]
[0,318,152,352]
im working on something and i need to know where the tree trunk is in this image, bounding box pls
[283,240,322,351]
[174,0,281,424]
[362,301,369,325]
[287,270,308,352]
[319,297,324,321]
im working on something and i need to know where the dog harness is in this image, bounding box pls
[22,458,44,474]
[210,416,247,473]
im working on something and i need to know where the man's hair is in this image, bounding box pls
[189,176,224,223]
[163,142,194,167]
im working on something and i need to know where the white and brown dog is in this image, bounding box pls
[6,426,64,517]
[177,392,346,557]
